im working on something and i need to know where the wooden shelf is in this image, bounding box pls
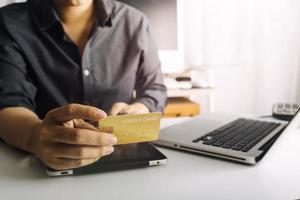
[167,88,215,97]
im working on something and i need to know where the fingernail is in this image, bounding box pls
[109,135,118,145]
[106,146,114,155]
[96,111,106,118]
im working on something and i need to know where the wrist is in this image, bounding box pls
[26,120,43,154]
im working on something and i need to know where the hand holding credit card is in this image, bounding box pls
[98,113,162,145]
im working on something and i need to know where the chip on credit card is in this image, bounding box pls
[98,113,162,145]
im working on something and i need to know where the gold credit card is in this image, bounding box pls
[98,113,162,145]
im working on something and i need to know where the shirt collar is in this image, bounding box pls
[28,0,113,31]
[96,0,113,27]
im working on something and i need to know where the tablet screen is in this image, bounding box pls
[47,142,167,175]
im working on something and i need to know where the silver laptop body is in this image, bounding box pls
[153,111,300,164]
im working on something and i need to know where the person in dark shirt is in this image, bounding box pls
[0,0,167,170]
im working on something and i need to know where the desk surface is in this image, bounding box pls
[0,117,300,200]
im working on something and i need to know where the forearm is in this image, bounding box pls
[0,107,41,153]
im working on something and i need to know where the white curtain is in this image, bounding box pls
[184,0,300,115]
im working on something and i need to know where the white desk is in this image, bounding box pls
[0,117,300,200]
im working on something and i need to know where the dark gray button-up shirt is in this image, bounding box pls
[0,0,167,118]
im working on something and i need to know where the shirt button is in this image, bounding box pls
[83,69,90,77]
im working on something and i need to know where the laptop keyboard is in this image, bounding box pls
[192,118,281,152]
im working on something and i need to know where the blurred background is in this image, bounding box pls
[1,0,300,117]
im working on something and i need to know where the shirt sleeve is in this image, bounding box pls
[0,17,37,112]
[134,17,167,112]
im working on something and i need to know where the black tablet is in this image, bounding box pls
[46,142,167,176]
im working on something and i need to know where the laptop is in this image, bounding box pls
[46,142,167,176]
[154,109,300,164]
